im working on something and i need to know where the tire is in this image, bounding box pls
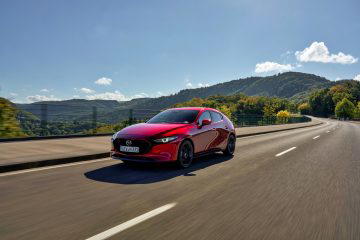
[176,140,194,168]
[223,134,236,156]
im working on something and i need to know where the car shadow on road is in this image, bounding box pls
[84,153,233,184]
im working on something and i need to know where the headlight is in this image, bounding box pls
[112,132,118,140]
[153,136,178,143]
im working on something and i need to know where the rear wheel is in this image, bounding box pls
[223,134,236,156]
[176,140,194,168]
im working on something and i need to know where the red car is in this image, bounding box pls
[110,107,236,168]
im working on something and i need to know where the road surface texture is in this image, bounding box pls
[1,119,359,240]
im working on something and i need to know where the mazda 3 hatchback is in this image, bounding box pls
[110,107,236,168]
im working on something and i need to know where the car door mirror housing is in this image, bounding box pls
[201,119,211,126]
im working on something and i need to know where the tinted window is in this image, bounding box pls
[147,110,199,124]
[210,111,223,122]
[197,111,211,124]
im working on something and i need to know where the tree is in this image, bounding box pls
[308,89,334,117]
[298,103,311,115]
[217,105,232,118]
[0,98,24,137]
[353,102,360,119]
[335,98,355,119]
[263,102,277,117]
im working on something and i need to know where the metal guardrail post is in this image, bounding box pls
[40,104,47,136]
[92,106,97,134]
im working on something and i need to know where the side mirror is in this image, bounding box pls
[201,119,211,126]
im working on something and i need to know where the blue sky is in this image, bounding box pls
[0,0,359,103]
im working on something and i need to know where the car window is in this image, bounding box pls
[210,111,223,122]
[147,110,199,124]
[197,111,211,124]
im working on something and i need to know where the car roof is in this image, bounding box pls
[169,107,221,113]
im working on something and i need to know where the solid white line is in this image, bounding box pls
[86,203,177,240]
[313,135,320,139]
[275,147,296,157]
[0,158,110,177]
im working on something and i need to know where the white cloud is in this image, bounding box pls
[295,42,358,64]
[73,95,80,98]
[255,61,294,73]
[335,77,341,81]
[80,87,95,94]
[198,83,210,87]
[86,91,128,101]
[354,74,360,81]
[40,88,49,92]
[281,51,293,58]
[132,93,149,98]
[184,77,194,88]
[186,82,193,88]
[26,95,60,103]
[95,77,112,85]
[10,92,18,96]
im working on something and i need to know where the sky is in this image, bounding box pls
[0,0,359,103]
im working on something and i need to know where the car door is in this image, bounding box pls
[191,111,217,153]
[209,111,228,149]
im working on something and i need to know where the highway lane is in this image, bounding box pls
[1,120,360,239]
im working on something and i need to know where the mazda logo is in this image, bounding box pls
[126,140,132,146]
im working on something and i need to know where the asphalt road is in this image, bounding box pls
[1,119,360,240]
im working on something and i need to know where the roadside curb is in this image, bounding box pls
[0,133,113,143]
[0,121,323,174]
[0,152,109,174]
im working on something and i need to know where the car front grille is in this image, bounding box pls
[113,138,152,154]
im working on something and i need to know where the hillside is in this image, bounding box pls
[131,72,333,109]
[16,72,335,122]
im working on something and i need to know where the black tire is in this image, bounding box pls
[176,140,194,168]
[223,134,236,156]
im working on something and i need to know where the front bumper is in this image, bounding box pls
[110,140,180,162]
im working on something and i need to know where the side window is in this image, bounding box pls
[210,111,223,123]
[197,111,211,124]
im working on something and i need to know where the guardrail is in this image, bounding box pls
[235,114,311,127]
[1,102,312,140]
[11,104,161,137]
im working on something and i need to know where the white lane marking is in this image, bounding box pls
[313,135,320,139]
[0,158,110,177]
[275,147,297,157]
[86,203,177,240]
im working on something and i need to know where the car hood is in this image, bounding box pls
[116,123,190,138]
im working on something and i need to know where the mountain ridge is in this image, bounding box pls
[16,72,345,121]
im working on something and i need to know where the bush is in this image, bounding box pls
[276,110,290,124]
[335,98,355,119]
[298,103,311,115]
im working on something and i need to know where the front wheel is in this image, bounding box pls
[223,134,236,156]
[176,140,194,168]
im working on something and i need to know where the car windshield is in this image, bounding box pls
[147,110,199,124]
